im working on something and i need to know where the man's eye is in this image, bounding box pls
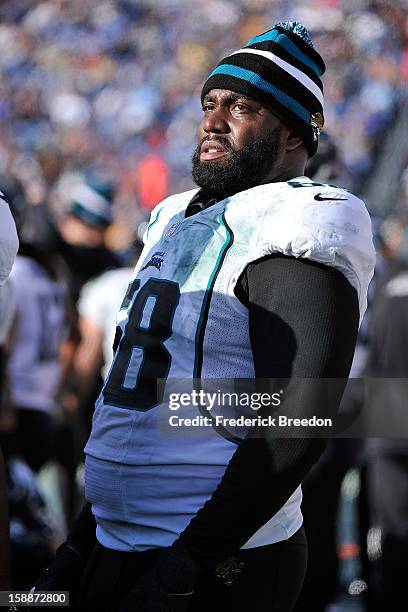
[232,103,248,112]
[202,104,213,112]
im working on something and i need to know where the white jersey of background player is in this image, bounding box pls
[77,267,134,381]
[0,198,19,345]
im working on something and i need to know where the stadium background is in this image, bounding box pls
[0,0,407,610]
[0,0,406,234]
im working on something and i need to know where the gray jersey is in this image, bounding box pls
[8,256,67,412]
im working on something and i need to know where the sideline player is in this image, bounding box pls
[5,196,69,474]
[72,240,143,435]
[0,191,19,589]
[35,21,375,611]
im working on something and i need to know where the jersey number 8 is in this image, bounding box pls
[103,278,180,410]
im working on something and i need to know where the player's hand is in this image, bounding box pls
[120,571,193,612]
[29,502,96,608]
[31,541,85,594]
[120,542,200,612]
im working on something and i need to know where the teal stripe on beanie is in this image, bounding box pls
[209,64,311,123]
[246,30,323,77]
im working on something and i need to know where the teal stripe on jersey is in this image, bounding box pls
[193,211,233,379]
[146,207,163,240]
[246,30,323,77]
[208,64,310,124]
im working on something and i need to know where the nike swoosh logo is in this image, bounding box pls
[314,193,348,202]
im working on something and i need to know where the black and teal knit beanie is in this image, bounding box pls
[201,21,325,156]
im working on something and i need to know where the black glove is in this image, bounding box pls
[32,503,96,600]
[120,572,193,612]
[33,541,85,593]
[120,542,201,612]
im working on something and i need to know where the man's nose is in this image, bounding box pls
[202,108,229,135]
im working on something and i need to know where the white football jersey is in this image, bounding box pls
[78,267,134,378]
[8,256,67,413]
[85,177,375,552]
[0,197,18,287]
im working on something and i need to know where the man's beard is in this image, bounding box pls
[191,127,283,200]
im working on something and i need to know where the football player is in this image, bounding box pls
[35,21,375,611]
[0,185,19,365]
[0,187,19,589]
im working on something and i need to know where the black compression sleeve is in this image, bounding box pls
[178,255,359,568]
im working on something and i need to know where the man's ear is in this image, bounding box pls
[285,130,304,152]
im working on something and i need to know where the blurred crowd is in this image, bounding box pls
[1,0,408,610]
[0,0,406,240]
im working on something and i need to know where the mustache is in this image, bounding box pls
[199,136,234,152]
